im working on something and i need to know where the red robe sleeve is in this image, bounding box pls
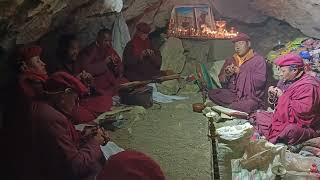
[41,106,103,177]
[288,85,319,125]
[249,56,267,90]
[218,57,234,87]
[123,42,139,66]
[146,48,162,69]
[123,42,142,80]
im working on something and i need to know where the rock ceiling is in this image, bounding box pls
[0,0,319,49]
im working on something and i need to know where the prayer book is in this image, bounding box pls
[211,105,249,119]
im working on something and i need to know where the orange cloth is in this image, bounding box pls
[233,49,254,67]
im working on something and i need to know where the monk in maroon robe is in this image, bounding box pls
[250,53,320,145]
[78,29,126,95]
[123,22,163,81]
[31,72,109,180]
[93,29,128,85]
[16,45,111,124]
[1,45,48,180]
[54,34,114,123]
[208,33,267,113]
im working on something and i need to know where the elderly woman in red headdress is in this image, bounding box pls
[16,45,112,124]
[123,22,163,81]
[30,72,109,180]
[208,33,267,113]
[250,53,320,145]
[16,45,48,98]
[77,29,128,96]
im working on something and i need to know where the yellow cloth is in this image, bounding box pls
[233,49,255,67]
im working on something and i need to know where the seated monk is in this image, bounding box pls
[16,45,112,124]
[16,45,48,98]
[208,33,267,113]
[93,29,128,85]
[30,72,110,180]
[250,53,320,145]
[123,22,163,81]
[78,29,126,95]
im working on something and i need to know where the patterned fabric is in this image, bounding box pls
[195,63,216,90]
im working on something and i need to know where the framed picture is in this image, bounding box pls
[194,6,215,31]
[171,5,215,31]
[175,7,196,30]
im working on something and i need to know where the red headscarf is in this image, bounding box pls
[130,23,152,58]
[232,32,250,43]
[44,71,88,95]
[19,70,48,98]
[18,45,42,61]
[97,150,166,180]
[131,35,151,59]
[274,53,304,67]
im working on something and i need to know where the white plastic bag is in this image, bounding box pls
[112,13,131,59]
[103,0,123,13]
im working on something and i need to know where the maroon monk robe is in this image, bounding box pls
[123,35,162,81]
[19,70,48,98]
[104,45,129,85]
[1,72,43,180]
[18,70,111,124]
[53,59,113,124]
[208,53,267,113]
[78,43,119,96]
[30,100,104,180]
[250,74,320,145]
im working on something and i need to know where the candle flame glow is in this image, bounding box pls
[167,19,238,39]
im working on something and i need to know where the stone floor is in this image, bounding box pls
[111,94,213,180]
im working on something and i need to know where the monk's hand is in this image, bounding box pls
[105,56,113,64]
[225,65,235,76]
[145,49,154,56]
[142,49,149,56]
[78,71,93,86]
[110,54,119,65]
[100,127,111,144]
[274,87,283,97]
[94,128,107,145]
[82,125,98,137]
[268,86,276,96]
[268,86,283,97]
[232,65,240,74]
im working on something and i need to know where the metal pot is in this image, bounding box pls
[192,103,205,113]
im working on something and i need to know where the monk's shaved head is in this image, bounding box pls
[97,28,112,37]
[96,28,112,48]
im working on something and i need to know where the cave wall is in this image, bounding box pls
[0,0,317,73]
[1,0,318,50]
[0,0,216,50]
[251,0,320,39]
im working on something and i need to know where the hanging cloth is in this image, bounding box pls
[112,12,131,59]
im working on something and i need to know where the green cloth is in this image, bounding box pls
[195,63,219,90]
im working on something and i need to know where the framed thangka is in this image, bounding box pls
[194,6,215,32]
[175,6,196,30]
[168,4,237,39]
